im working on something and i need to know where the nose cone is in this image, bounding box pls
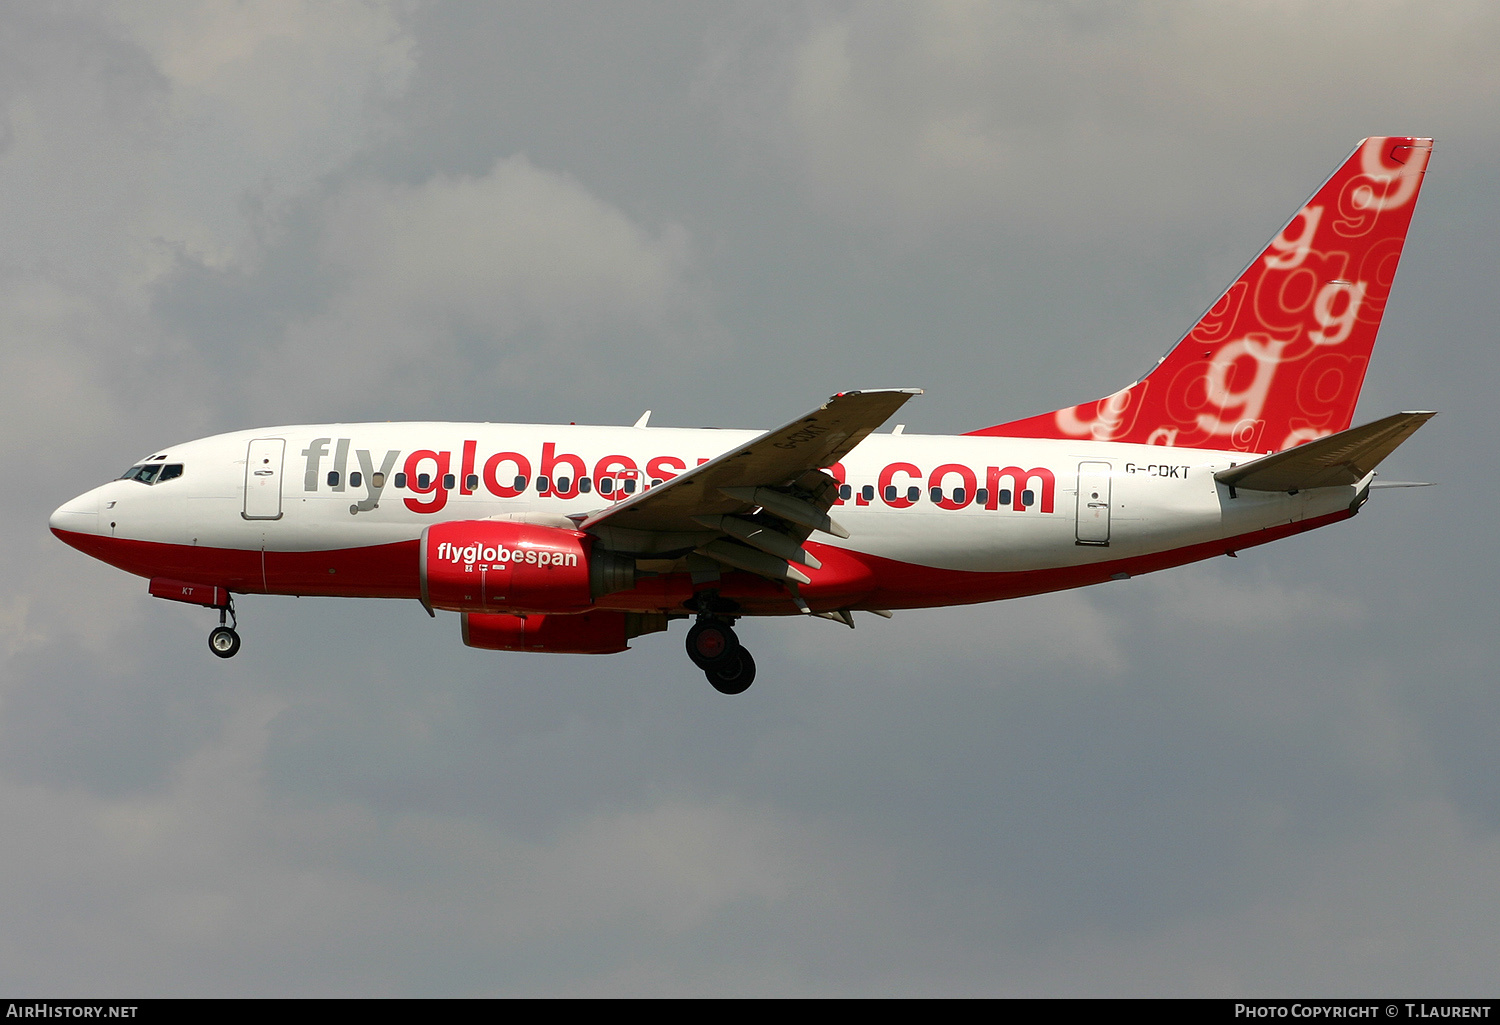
[50,489,101,540]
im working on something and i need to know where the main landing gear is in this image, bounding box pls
[686,615,756,695]
[208,599,241,659]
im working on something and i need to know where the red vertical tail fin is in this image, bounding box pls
[970,137,1432,453]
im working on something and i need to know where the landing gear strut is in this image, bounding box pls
[685,614,756,694]
[208,599,241,659]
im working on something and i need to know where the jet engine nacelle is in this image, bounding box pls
[420,520,635,614]
[462,611,632,654]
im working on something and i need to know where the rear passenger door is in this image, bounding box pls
[1075,461,1111,545]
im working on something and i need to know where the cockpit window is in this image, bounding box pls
[118,463,184,485]
[120,464,161,484]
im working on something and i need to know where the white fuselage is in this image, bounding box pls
[50,421,1363,616]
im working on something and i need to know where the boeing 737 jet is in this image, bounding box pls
[51,138,1435,694]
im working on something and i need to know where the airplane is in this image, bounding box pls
[51,137,1435,695]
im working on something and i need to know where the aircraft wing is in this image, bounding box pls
[1215,411,1436,492]
[579,389,921,584]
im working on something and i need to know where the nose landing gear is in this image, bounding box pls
[208,599,241,659]
[686,614,756,694]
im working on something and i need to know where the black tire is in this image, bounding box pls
[686,619,738,669]
[706,647,756,695]
[208,626,241,659]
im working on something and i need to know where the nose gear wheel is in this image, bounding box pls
[207,597,241,659]
[208,625,241,658]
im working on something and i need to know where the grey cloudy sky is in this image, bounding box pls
[4,0,1498,996]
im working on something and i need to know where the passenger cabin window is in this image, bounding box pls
[465,474,478,491]
[327,471,340,487]
[350,471,363,488]
[861,485,875,502]
[417,473,432,490]
[599,477,614,495]
[513,476,528,493]
[579,477,592,494]
[393,472,407,488]
[839,484,852,500]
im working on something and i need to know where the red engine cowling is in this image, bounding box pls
[420,520,635,614]
[462,611,630,654]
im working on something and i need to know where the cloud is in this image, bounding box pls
[0,595,44,663]
[777,587,1129,683]
[1001,797,1500,995]
[0,1,421,479]
[707,1,1500,234]
[1139,567,1363,632]
[0,688,851,993]
[245,156,713,420]
[112,0,416,269]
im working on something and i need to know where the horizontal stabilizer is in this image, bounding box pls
[1215,411,1435,493]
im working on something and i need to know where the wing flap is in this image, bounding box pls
[698,539,813,586]
[1215,411,1435,492]
[717,486,848,538]
[693,514,823,569]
